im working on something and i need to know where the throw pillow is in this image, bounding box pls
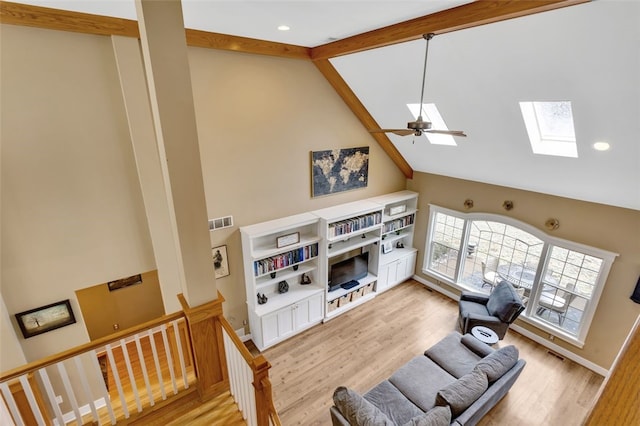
[403,405,451,426]
[435,367,488,417]
[333,386,394,425]
[486,281,523,323]
[475,345,519,382]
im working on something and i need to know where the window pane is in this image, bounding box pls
[461,220,542,295]
[534,246,603,336]
[428,212,463,279]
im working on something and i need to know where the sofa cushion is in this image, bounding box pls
[435,367,488,417]
[403,405,452,426]
[365,380,425,425]
[424,332,483,379]
[475,345,519,382]
[460,333,494,358]
[486,281,523,323]
[459,300,490,318]
[333,386,394,425]
[389,355,457,412]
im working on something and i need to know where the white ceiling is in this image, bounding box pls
[12,0,640,210]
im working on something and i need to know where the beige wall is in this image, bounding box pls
[0,23,406,365]
[408,172,640,370]
[188,47,407,332]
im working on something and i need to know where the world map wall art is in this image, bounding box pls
[311,146,369,198]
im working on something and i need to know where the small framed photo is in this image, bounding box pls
[212,245,230,278]
[389,204,407,216]
[15,299,76,339]
[382,241,393,254]
[107,274,142,291]
[276,232,300,249]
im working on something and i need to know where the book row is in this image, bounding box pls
[328,212,383,238]
[253,243,319,276]
[383,213,415,234]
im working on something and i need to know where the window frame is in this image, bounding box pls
[423,205,618,347]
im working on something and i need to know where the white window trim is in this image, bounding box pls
[422,204,618,347]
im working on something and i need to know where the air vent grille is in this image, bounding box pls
[209,216,233,231]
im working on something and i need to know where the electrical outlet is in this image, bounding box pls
[55,395,63,404]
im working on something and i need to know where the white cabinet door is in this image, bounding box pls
[293,292,324,330]
[377,262,391,292]
[261,292,324,348]
[262,305,294,347]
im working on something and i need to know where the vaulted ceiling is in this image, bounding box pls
[4,0,639,210]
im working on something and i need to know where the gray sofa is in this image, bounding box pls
[330,331,525,426]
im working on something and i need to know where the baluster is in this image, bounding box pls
[160,325,178,394]
[0,381,24,426]
[88,350,116,424]
[134,334,154,406]
[57,362,82,423]
[147,329,166,400]
[17,375,45,426]
[105,344,129,418]
[38,368,65,425]
[119,338,142,412]
[171,320,189,389]
[73,356,100,422]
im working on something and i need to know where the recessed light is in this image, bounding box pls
[593,141,610,151]
[277,25,290,31]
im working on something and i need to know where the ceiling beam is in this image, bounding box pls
[311,0,590,60]
[0,1,310,60]
[186,28,310,60]
[0,0,139,37]
[314,59,413,179]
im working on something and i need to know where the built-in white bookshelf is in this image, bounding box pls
[369,191,418,293]
[240,191,419,350]
[240,212,324,351]
[312,200,383,320]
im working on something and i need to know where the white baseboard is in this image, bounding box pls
[53,397,107,426]
[411,275,609,376]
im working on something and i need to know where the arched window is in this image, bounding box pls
[424,205,617,347]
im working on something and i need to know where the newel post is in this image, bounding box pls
[252,354,273,426]
[178,292,229,400]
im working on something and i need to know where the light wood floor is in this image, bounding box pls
[261,280,604,425]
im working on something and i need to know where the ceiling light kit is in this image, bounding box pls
[593,142,610,151]
[370,33,467,138]
[277,25,290,31]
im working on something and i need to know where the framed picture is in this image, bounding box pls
[311,146,369,197]
[107,273,143,291]
[277,232,300,248]
[382,241,393,254]
[15,299,76,339]
[212,245,230,279]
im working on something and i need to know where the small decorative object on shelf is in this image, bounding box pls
[383,241,393,254]
[300,273,312,285]
[270,272,277,279]
[278,280,289,293]
[293,264,299,271]
[396,241,404,249]
[257,293,268,305]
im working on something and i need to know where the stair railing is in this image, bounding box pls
[220,317,282,426]
[0,312,194,425]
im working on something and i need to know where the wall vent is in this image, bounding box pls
[209,216,233,231]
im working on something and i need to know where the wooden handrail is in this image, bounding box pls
[0,311,185,383]
[261,377,283,426]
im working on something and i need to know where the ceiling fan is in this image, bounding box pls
[370,33,467,138]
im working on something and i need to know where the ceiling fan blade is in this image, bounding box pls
[370,129,415,136]
[425,129,467,137]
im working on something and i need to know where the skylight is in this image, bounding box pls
[519,101,577,158]
[407,103,457,146]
